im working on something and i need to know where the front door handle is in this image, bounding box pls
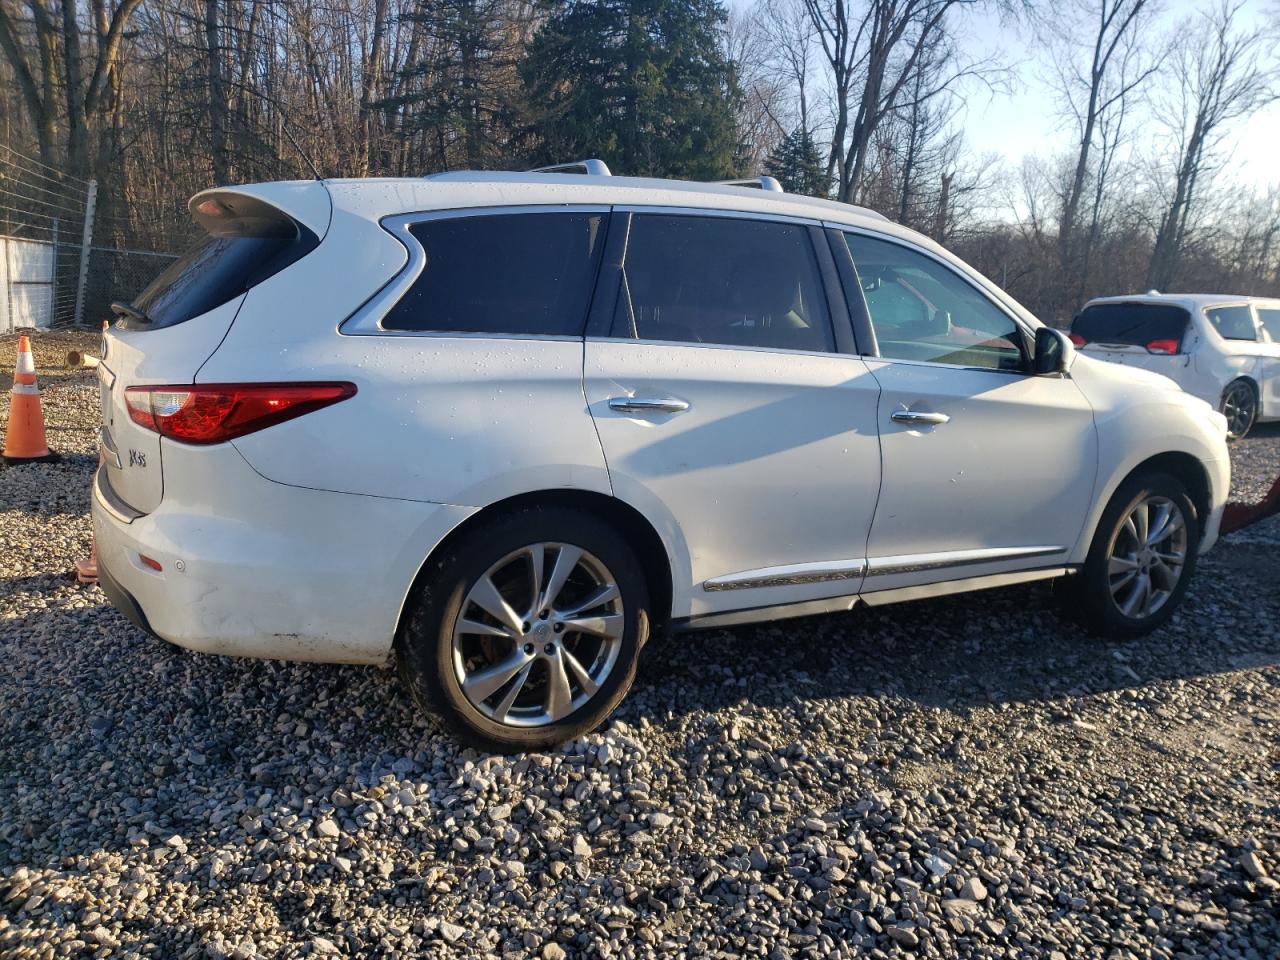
[608,397,690,414]
[891,410,950,426]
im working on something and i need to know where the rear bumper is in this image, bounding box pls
[91,448,475,664]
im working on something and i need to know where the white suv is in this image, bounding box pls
[93,163,1230,751]
[1071,293,1280,439]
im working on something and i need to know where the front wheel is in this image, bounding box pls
[1221,379,1257,441]
[1065,472,1199,638]
[396,506,650,752]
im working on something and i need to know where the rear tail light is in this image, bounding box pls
[1146,339,1179,355]
[124,382,356,444]
[1069,334,1087,347]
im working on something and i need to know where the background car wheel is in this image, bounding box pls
[396,506,650,753]
[1064,472,1199,639]
[1221,379,1257,440]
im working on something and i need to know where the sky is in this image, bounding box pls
[956,0,1279,194]
[733,0,1279,195]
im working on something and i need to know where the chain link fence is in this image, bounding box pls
[0,144,183,331]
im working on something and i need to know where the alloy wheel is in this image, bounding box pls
[1107,495,1188,620]
[1221,382,1256,439]
[451,543,624,727]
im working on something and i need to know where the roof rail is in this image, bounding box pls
[717,176,784,193]
[528,159,612,177]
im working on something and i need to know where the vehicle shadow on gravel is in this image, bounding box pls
[631,537,1280,722]
[4,521,1276,864]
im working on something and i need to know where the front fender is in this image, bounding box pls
[1071,395,1229,562]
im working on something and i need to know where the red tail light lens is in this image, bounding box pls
[125,382,356,444]
[1146,339,1179,355]
[1069,334,1087,347]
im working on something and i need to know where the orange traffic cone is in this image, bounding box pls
[3,335,59,464]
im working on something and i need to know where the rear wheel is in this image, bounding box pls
[1064,472,1199,638]
[396,506,649,752]
[1221,379,1257,440]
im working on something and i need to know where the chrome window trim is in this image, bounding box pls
[340,204,613,338]
[829,223,1039,371]
[584,335,862,361]
[606,205,839,355]
[614,204,823,228]
[703,558,866,592]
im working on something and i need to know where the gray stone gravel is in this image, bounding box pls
[1,331,1278,959]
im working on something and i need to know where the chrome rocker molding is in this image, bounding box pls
[864,545,1067,577]
[703,558,865,592]
[702,545,1067,591]
[678,565,1076,631]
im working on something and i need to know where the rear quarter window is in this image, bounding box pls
[122,195,318,331]
[1206,305,1257,341]
[1071,303,1190,348]
[380,212,607,336]
[1258,307,1280,342]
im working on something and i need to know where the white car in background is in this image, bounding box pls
[1071,293,1280,439]
[93,163,1230,752]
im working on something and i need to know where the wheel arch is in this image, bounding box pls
[394,489,674,647]
[1222,374,1259,400]
[1095,451,1212,547]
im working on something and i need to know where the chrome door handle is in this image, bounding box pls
[608,397,690,414]
[891,410,950,426]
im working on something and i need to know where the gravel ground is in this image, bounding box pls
[1,330,1277,960]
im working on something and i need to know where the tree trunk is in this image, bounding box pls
[206,0,229,184]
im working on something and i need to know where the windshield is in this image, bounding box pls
[1071,303,1189,348]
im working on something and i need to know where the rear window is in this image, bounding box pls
[1206,305,1257,341]
[1071,303,1190,348]
[381,212,606,335]
[123,195,317,331]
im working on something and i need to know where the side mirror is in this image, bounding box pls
[1033,327,1074,375]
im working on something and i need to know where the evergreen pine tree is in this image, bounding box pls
[522,0,741,180]
[765,128,831,198]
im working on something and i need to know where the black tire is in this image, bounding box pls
[1064,472,1199,639]
[1221,379,1258,441]
[396,506,650,753]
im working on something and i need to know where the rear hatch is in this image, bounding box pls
[1070,301,1191,378]
[99,185,328,514]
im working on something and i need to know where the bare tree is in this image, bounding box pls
[0,0,144,175]
[1146,0,1279,289]
[1043,0,1162,292]
[800,0,979,203]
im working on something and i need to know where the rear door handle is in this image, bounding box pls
[608,397,690,414]
[891,410,950,426]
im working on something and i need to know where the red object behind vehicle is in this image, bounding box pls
[125,383,356,445]
[1069,334,1087,347]
[1146,339,1180,354]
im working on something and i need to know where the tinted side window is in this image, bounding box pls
[613,215,834,353]
[844,233,1025,371]
[1206,305,1256,341]
[382,212,606,335]
[1257,307,1280,342]
[1071,303,1190,348]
